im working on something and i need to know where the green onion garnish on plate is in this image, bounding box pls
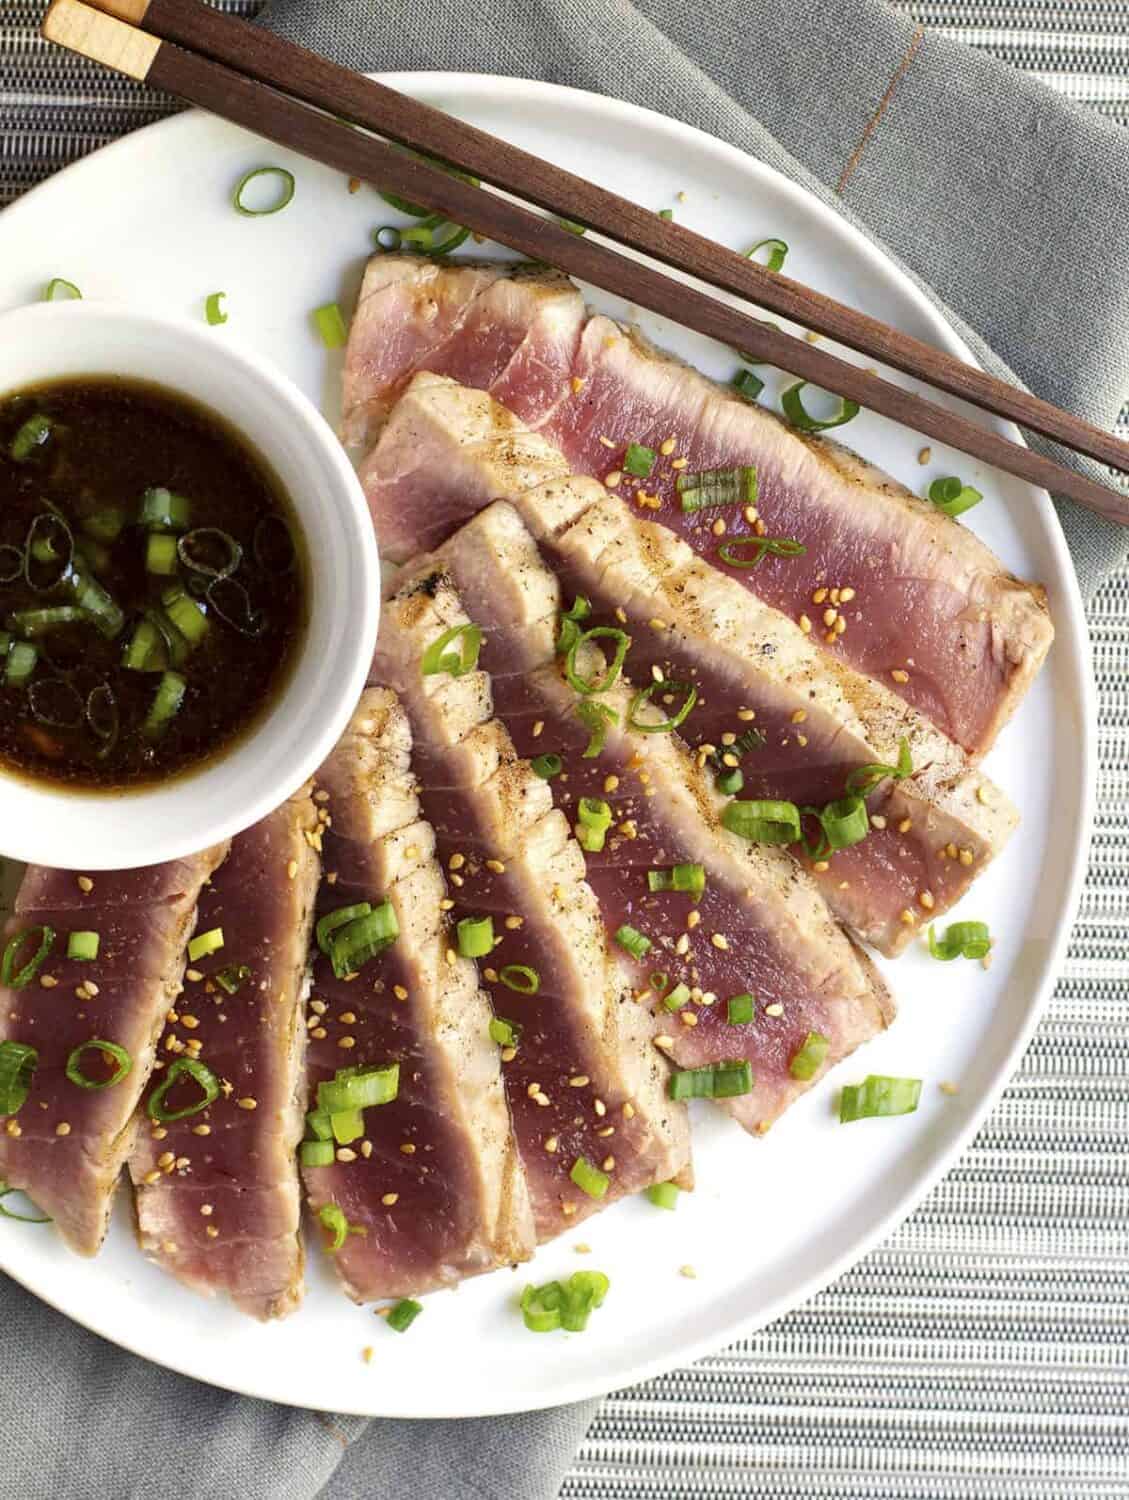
[488,1017,522,1049]
[781,380,860,432]
[744,237,788,272]
[564,626,630,695]
[927,921,992,962]
[386,1298,423,1332]
[727,993,754,1025]
[627,678,698,735]
[722,798,801,845]
[845,737,913,795]
[531,753,563,781]
[555,595,591,655]
[575,797,613,853]
[732,368,764,400]
[839,1075,922,1122]
[647,863,705,898]
[927,476,983,517]
[717,535,806,570]
[646,1182,680,1210]
[576,699,616,757]
[233,166,296,217]
[312,301,348,349]
[623,443,656,478]
[187,927,224,963]
[204,292,228,326]
[43,278,81,302]
[498,964,540,994]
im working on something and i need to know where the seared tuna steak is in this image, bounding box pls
[346,259,1053,756]
[431,503,894,1134]
[361,376,1018,957]
[0,847,228,1256]
[130,791,319,1320]
[372,573,692,1237]
[303,689,535,1299]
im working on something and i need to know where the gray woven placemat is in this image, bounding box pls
[2,3,1126,1495]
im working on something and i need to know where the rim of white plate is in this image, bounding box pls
[0,72,1095,1418]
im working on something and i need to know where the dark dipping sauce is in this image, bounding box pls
[0,378,307,790]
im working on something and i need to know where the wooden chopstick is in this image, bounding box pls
[81,0,1129,486]
[43,0,1129,527]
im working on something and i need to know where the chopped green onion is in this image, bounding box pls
[623,443,656,478]
[781,381,860,432]
[658,207,674,222]
[789,1031,830,1081]
[122,620,162,673]
[66,931,99,961]
[557,217,587,235]
[64,567,124,639]
[233,165,296,216]
[732,368,765,400]
[555,595,592,655]
[316,903,373,954]
[140,487,191,532]
[214,963,251,994]
[146,533,179,576]
[488,1017,522,1049]
[819,794,869,851]
[7,607,90,638]
[4,641,37,685]
[318,1064,400,1115]
[745,237,788,272]
[65,1039,132,1091]
[648,971,670,996]
[312,302,349,349]
[404,223,471,257]
[330,1108,363,1145]
[520,1271,609,1333]
[82,508,126,543]
[727,993,754,1025]
[839,1075,922,1123]
[564,626,630,696]
[0,1184,51,1223]
[387,1298,423,1332]
[10,414,53,463]
[187,928,223,963]
[147,1058,221,1122]
[306,1109,333,1141]
[520,1280,564,1333]
[677,465,757,513]
[722,798,801,845]
[927,921,992,962]
[646,1182,680,1210]
[575,797,613,853]
[647,864,706,899]
[498,964,540,994]
[1,926,54,989]
[844,738,914,795]
[662,983,691,1012]
[927,476,983,517]
[421,622,482,679]
[44,278,81,301]
[531,753,563,780]
[162,587,208,645]
[457,915,494,958]
[627,678,698,735]
[669,1061,753,1100]
[615,924,652,961]
[570,1155,610,1199]
[205,292,228,326]
[716,766,744,795]
[325,901,399,978]
[318,1203,351,1252]
[178,528,243,580]
[717,535,807,569]
[300,1140,334,1168]
[0,1042,37,1116]
[576,699,617,757]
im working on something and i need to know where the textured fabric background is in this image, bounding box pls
[1,4,1127,1498]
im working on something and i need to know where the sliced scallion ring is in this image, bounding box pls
[788,1031,830,1081]
[844,738,914,795]
[927,476,983,517]
[744,237,788,272]
[569,1156,610,1200]
[646,864,706,898]
[8,607,91,637]
[927,921,992,962]
[140,487,191,533]
[142,670,187,739]
[564,626,630,696]
[614,924,651,961]
[387,1298,423,1332]
[668,1061,753,1100]
[721,798,801,845]
[67,930,100,961]
[147,1057,221,1122]
[646,1182,680,1210]
[252,514,296,575]
[65,1039,132,1092]
[488,1017,522,1049]
[0,546,23,584]
[421,622,482,679]
[0,1185,51,1223]
[24,512,74,593]
[326,901,399,978]
[205,577,265,638]
[205,292,228,326]
[727,993,754,1025]
[457,915,494,958]
[317,1064,399,1114]
[622,443,656,478]
[819,794,869,851]
[839,1075,921,1123]
[627,679,698,735]
[44,278,81,302]
[676,466,757,513]
[576,699,617,757]
[716,535,807,570]
[177,528,243,580]
[300,1140,334,1168]
[4,641,37,686]
[312,302,348,349]
[575,796,613,853]
[316,903,372,955]
[233,165,296,217]
[555,596,592,656]
[732,368,765,401]
[498,964,540,994]
[28,676,83,729]
[215,963,251,994]
[85,685,119,757]
[781,380,860,432]
[318,1203,358,1253]
[531,753,563,781]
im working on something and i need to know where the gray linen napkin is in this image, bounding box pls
[3,4,1128,1499]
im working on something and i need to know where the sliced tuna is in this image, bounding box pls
[372,576,692,1238]
[0,847,228,1256]
[361,376,1018,957]
[430,504,894,1134]
[129,791,319,1320]
[303,688,535,1299]
[346,259,1053,756]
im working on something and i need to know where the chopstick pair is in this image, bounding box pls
[42,0,1129,527]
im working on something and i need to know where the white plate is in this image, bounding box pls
[0,75,1093,1418]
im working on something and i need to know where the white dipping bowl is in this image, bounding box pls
[0,302,378,870]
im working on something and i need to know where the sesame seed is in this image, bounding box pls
[918,890,935,910]
[813,859,830,873]
[393,985,408,1000]
[311,1027,327,1040]
[834,615,847,635]
[381,1193,399,1206]
[143,1170,161,1185]
[679,1264,697,1279]
[648,617,668,632]
[899,909,916,926]
[918,446,932,465]
[744,505,758,524]
[671,456,688,470]
[840,587,856,603]
[568,1075,590,1088]
[623,1101,636,1119]
[175,1157,190,1171]
[891,668,910,684]
[486,859,506,874]
[870,815,887,830]
[562,1203,577,1217]
[398,1142,416,1156]
[805,330,821,344]
[711,933,729,950]
[339,1011,357,1024]
[601,1156,615,1172]
[286,860,297,880]
[660,438,676,456]
[500,1046,517,1063]
[356,1140,371,1159]
[336,1148,358,1162]
[77,875,93,893]
[799,614,812,634]
[754,518,766,535]
[812,588,828,605]
[898,818,912,834]
[976,785,991,806]
[338,1036,357,1050]
[55,1122,71,1137]
[764,1002,784,1017]
[192,1124,211,1137]
[615,606,628,623]
[790,709,807,725]
[180,1015,199,1030]
[939,1080,959,1096]
[711,518,726,537]
[205,1225,219,1239]
[605,470,622,488]
[675,932,690,956]
[822,607,838,628]
[237,1097,257,1111]
[544,1136,559,1154]
[599,435,616,448]
[593,1098,607,1117]
[157,1151,175,1169]
[680,1011,698,1027]
[571,376,585,394]
[686,909,701,930]
[603,775,619,793]
[200,1204,214,1217]
[39,974,57,989]
[654,1035,675,1053]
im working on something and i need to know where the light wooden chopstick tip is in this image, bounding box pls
[42,0,160,81]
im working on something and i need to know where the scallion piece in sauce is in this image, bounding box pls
[677,466,756,513]
[669,1060,753,1100]
[647,863,705,898]
[387,1298,424,1332]
[646,1182,680,1210]
[531,753,563,781]
[0,1042,37,1116]
[457,915,494,958]
[205,292,228,326]
[146,533,179,576]
[9,414,53,464]
[745,237,788,272]
[927,921,992,962]
[781,380,860,432]
[722,798,801,845]
[498,964,540,994]
[570,1156,610,1199]
[623,443,656,478]
[147,1058,221,1122]
[66,931,99,961]
[144,668,189,735]
[187,928,224,963]
[65,1039,132,1091]
[312,302,349,349]
[789,1031,830,1081]
[615,924,652,961]
[927,476,983,517]
[4,641,37,686]
[727,993,754,1025]
[233,166,296,216]
[839,1075,922,1123]
[627,679,698,735]
[420,622,482,679]
[82,508,126,544]
[1,926,54,989]
[575,797,613,853]
[140,487,191,532]
[8,607,90,638]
